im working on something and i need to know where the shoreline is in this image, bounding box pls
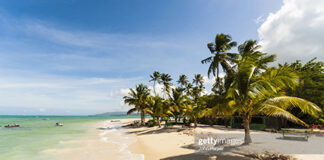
[40,118,324,160]
[42,118,143,160]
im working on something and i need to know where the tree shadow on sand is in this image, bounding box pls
[160,152,250,160]
[123,125,189,135]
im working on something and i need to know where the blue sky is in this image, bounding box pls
[0,0,302,115]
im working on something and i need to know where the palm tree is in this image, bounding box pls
[160,73,173,96]
[146,96,173,127]
[193,74,204,87]
[209,76,234,128]
[227,58,322,144]
[184,98,208,128]
[185,82,193,96]
[169,87,188,123]
[238,40,276,73]
[201,33,238,79]
[123,83,151,126]
[177,74,189,87]
[149,71,161,96]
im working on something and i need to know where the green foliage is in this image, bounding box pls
[161,73,173,96]
[122,32,323,140]
[282,58,324,109]
[149,71,161,96]
[147,119,158,127]
[202,33,237,79]
[123,83,151,125]
[279,58,324,124]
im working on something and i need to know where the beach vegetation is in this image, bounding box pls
[123,33,323,145]
[123,83,151,126]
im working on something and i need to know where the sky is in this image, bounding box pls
[0,0,322,115]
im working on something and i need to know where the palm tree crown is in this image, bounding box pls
[202,33,238,79]
[149,71,161,96]
[160,73,173,96]
[227,57,322,144]
[123,83,151,125]
[193,74,204,87]
[177,74,189,87]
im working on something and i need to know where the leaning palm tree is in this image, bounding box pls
[201,33,238,79]
[177,74,189,87]
[123,83,151,126]
[160,73,173,97]
[193,74,204,87]
[149,71,161,96]
[227,58,322,144]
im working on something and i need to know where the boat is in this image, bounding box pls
[56,123,63,126]
[5,124,20,128]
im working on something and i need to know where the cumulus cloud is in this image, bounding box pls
[258,0,324,63]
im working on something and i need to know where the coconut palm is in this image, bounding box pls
[201,33,238,79]
[185,82,193,96]
[169,87,188,123]
[238,40,276,73]
[160,73,173,96]
[227,58,322,144]
[209,76,235,127]
[177,74,189,87]
[123,83,151,126]
[193,74,204,87]
[184,98,208,128]
[146,96,173,127]
[149,71,161,96]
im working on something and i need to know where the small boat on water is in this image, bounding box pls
[56,122,63,126]
[5,124,20,128]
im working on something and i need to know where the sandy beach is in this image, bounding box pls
[39,118,324,160]
[119,119,324,160]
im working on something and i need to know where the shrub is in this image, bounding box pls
[147,119,158,127]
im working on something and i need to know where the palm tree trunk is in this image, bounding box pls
[183,117,187,124]
[225,117,228,128]
[175,115,178,124]
[157,117,161,128]
[216,62,220,80]
[194,118,198,128]
[153,81,156,96]
[140,110,145,126]
[243,114,252,144]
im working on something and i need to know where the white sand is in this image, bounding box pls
[42,118,324,160]
[123,119,324,160]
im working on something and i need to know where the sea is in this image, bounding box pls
[0,115,143,160]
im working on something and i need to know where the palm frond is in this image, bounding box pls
[127,108,138,115]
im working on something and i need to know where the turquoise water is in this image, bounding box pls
[0,115,136,160]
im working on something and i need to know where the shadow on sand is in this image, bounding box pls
[160,153,251,160]
[276,136,308,142]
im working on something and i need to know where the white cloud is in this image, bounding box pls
[258,0,324,63]
[0,70,143,114]
[255,15,265,24]
[148,83,165,96]
[109,88,130,97]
